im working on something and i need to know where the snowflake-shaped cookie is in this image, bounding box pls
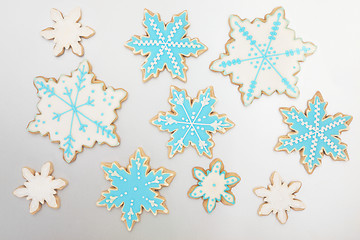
[188,159,240,213]
[275,91,352,174]
[27,60,128,163]
[41,7,95,56]
[126,9,207,82]
[254,172,305,224]
[151,86,234,158]
[210,7,316,106]
[13,162,67,214]
[97,148,175,231]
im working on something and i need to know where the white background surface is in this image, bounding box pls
[1,0,360,239]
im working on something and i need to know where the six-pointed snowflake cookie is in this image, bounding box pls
[275,91,352,174]
[210,7,316,106]
[126,9,207,82]
[41,7,95,56]
[13,162,67,214]
[254,172,305,224]
[188,159,240,213]
[151,86,234,158]
[27,60,128,163]
[97,147,175,231]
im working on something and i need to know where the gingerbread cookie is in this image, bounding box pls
[275,92,352,174]
[254,172,305,224]
[41,7,95,56]
[210,7,316,106]
[188,159,240,213]
[13,162,67,214]
[151,86,234,158]
[27,60,127,163]
[126,9,207,82]
[97,148,175,231]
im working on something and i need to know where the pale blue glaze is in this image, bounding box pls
[152,87,234,158]
[278,95,351,172]
[126,10,206,81]
[98,149,174,231]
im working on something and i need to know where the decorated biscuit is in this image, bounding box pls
[188,159,240,213]
[210,7,316,106]
[41,7,95,56]
[126,9,207,82]
[254,172,305,224]
[27,60,127,163]
[13,162,67,214]
[151,86,234,158]
[97,148,175,231]
[275,91,352,174]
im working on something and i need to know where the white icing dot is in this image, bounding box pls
[124,192,127,195]
[134,187,137,191]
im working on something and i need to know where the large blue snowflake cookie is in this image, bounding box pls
[188,159,240,213]
[151,86,234,158]
[27,60,128,163]
[97,148,175,231]
[275,92,352,174]
[126,9,207,82]
[210,7,316,106]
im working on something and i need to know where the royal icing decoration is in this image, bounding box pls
[152,86,234,158]
[126,9,207,82]
[13,162,67,214]
[41,7,95,56]
[97,148,175,231]
[188,159,240,213]
[275,92,352,174]
[27,60,127,163]
[210,7,316,106]
[254,172,305,224]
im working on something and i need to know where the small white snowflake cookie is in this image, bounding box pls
[41,7,95,56]
[13,162,67,214]
[254,172,305,224]
[27,60,128,163]
[188,159,240,213]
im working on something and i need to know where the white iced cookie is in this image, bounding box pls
[27,60,128,163]
[254,172,305,224]
[41,7,95,56]
[13,162,67,214]
[188,159,240,213]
